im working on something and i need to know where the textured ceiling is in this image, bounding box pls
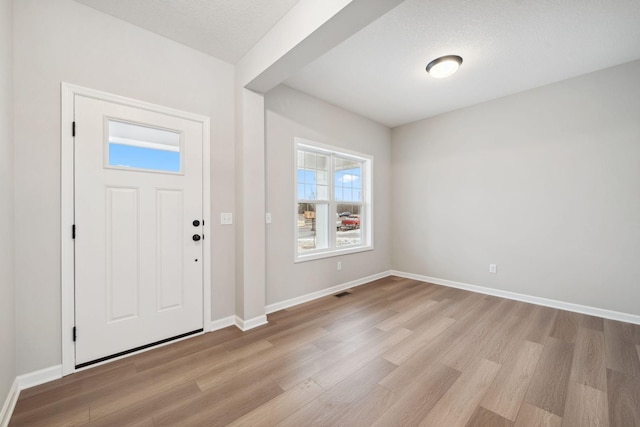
[74,0,300,64]
[74,0,640,127]
[285,0,640,127]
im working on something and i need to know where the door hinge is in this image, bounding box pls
[72,121,76,137]
[72,326,77,342]
[72,224,76,239]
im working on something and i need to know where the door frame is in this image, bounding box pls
[61,83,212,375]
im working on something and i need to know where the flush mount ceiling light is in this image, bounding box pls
[426,55,463,78]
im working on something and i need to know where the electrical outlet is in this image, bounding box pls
[489,264,497,274]
[337,262,342,271]
[265,212,272,224]
[220,212,233,225]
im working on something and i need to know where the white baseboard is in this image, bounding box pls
[0,379,19,427]
[210,315,236,332]
[265,270,392,314]
[17,365,62,390]
[391,270,640,325]
[1,365,63,426]
[234,315,268,331]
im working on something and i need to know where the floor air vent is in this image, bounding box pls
[334,291,351,298]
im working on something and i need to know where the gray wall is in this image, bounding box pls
[265,85,391,305]
[0,0,16,404]
[391,60,640,316]
[13,0,236,375]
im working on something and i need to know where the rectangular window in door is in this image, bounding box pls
[107,119,182,173]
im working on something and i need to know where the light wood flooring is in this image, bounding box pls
[10,276,640,426]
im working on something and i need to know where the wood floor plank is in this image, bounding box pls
[86,381,201,426]
[378,322,465,394]
[481,340,544,421]
[477,311,530,365]
[312,306,396,350]
[418,357,501,427]
[514,404,562,427]
[198,341,322,393]
[372,362,460,427]
[376,297,437,331]
[226,379,324,427]
[310,327,412,389]
[521,306,558,345]
[13,361,137,408]
[152,375,283,426]
[579,313,604,332]
[8,276,638,426]
[331,384,397,427]
[277,357,397,427]
[484,298,518,322]
[272,326,383,390]
[607,368,640,427]
[440,318,502,371]
[466,406,514,427]
[401,298,454,331]
[549,310,580,343]
[382,316,456,365]
[9,403,90,427]
[604,319,640,377]
[524,336,574,417]
[562,381,609,427]
[570,327,607,391]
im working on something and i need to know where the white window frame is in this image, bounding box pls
[294,137,373,262]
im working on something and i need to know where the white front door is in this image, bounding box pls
[74,95,204,367]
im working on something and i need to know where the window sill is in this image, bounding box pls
[294,245,374,263]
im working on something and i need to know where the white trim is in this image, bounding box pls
[108,136,180,152]
[294,137,374,263]
[234,315,269,331]
[0,379,19,427]
[201,117,212,333]
[266,270,391,314]
[295,246,374,263]
[61,83,75,376]
[61,83,212,374]
[391,270,640,325]
[17,365,63,390]
[210,316,236,331]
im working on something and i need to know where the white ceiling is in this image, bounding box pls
[74,0,300,64]
[75,0,640,128]
[285,0,640,127]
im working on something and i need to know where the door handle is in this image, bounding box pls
[192,234,201,241]
[193,220,200,227]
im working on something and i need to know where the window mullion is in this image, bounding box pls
[329,153,336,250]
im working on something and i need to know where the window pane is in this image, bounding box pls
[304,184,316,199]
[317,171,328,185]
[108,120,181,172]
[297,150,329,201]
[317,184,328,200]
[304,152,317,169]
[336,204,361,248]
[298,203,328,252]
[304,170,315,183]
[334,157,362,202]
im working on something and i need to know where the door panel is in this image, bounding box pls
[157,189,184,311]
[106,186,139,322]
[74,95,203,366]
